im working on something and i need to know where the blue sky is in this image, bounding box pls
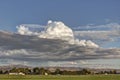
[0,0,120,69]
[0,0,120,31]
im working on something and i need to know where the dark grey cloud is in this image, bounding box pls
[0,31,120,66]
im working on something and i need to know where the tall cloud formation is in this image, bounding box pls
[17,20,99,48]
[0,21,120,68]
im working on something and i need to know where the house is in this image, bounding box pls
[9,73,18,75]
[9,72,25,75]
[18,72,25,75]
[45,72,48,75]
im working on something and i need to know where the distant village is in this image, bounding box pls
[0,65,120,75]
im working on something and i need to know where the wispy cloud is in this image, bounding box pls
[74,23,120,47]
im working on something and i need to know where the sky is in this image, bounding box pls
[0,0,120,69]
[0,0,120,31]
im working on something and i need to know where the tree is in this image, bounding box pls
[81,69,91,75]
[39,68,45,75]
[45,69,51,75]
[24,68,31,74]
[113,70,117,74]
[10,67,18,72]
[54,68,61,75]
[0,70,3,74]
[61,70,67,75]
[33,67,40,74]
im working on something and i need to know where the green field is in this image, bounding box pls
[0,75,119,80]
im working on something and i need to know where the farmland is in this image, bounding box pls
[0,74,119,80]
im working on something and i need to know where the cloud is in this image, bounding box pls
[74,23,120,31]
[17,20,99,48]
[0,21,120,67]
[0,32,120,62]
[16,24,45,35]
[74,23,120,47]
[16,22,120,48]
[79,60,88,65]
[75,39,99,48]
[0,49,28,56]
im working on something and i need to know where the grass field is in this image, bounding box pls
[0,74,119,80]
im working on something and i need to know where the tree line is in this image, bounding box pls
[0,67,117,75]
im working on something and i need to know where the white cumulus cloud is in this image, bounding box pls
[17,20,99,48]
